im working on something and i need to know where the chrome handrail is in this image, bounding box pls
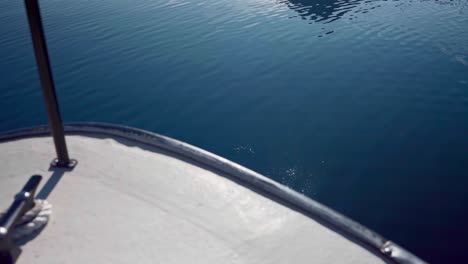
[0,175,42,264]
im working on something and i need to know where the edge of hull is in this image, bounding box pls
[0,123,426,264]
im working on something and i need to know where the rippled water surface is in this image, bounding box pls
[1,0,468,262]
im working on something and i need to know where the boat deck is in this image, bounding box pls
[0,125,392,263]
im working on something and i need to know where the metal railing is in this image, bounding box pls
[24,0,76,168]
[0,175,42,264]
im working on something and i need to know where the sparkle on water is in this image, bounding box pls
[1,0,468,262]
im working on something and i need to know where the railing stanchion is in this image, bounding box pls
[24,0,76,168]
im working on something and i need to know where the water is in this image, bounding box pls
[1,0,468,262]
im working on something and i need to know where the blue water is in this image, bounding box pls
[1,0,468,262]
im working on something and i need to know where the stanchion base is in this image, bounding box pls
[50,158,77,169]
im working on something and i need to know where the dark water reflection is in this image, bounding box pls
[284,0,366,23]
[284,0,467,25]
